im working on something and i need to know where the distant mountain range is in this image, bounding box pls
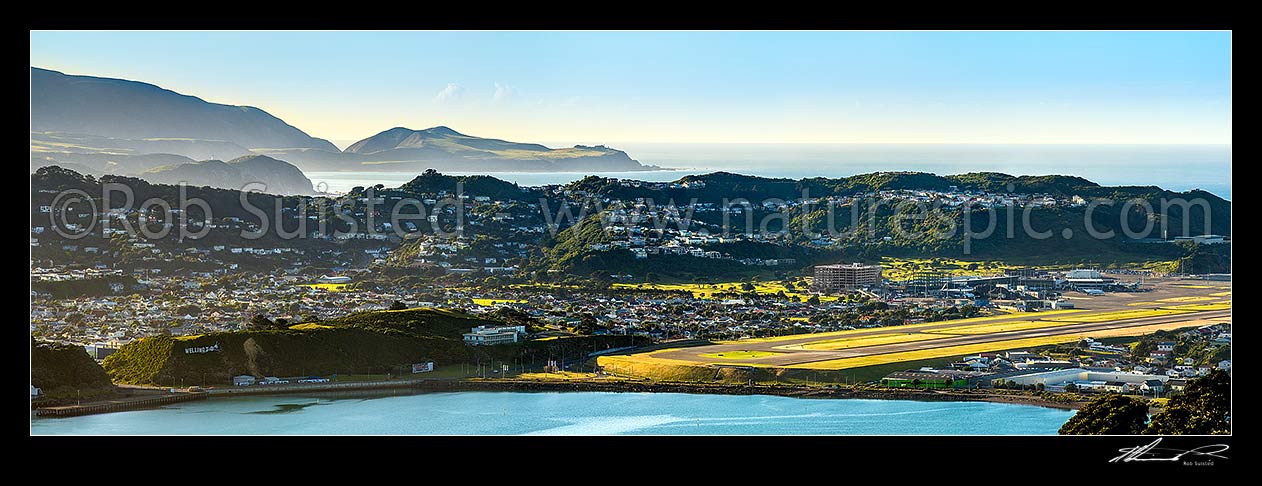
[30,67,655,193]
[31,67,337,152]
[259,125,648,172]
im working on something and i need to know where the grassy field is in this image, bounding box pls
[798,332,947,351]
[1159,302,1232,312]
[300,283,350,292]
[1157,296,1218,303]
[1044,308,1192,323]
[597,354,723,381]
[289,323,333,330]
[472,298,527,306]
[1210,291,1232,297]
[879,256,1181,281]
[612,280,839,302]
[516,371,611,381]
[1171,285,1218,289]
[697,350,782,359]
[879,257,1017,282]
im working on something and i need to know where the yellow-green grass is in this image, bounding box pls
[597,355,722,381]
[611,281,839,302]
[714,310,1084,345]
[785,320,1207,370]
[300,283,350,291]
[517,371,607,381]
[1209,291,1232,297]
[1127,301,1164,307]
[1171,284,1217,289]
[472,298,527,306]
[788,317,811,322]
[1044,308,1192,323]
[289,323,333,330]
[1160,302,1231,312]
[879,257,1017,282]
[697,350,782,359]
[1157,296,1217,303]
[795,332,947,351]
[923,319,1093,335]
[173,334,204,341]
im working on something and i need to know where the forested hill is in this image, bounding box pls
[563,171,1230,237]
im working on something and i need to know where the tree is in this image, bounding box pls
[573,313,604,335]
[1145,369,1230,435]
[1059,394,1149,435]
[740,282,756,292]
[248,314,274,330]
[388,300,408,311]
[1064,383,1078,392]
[806,295,820,305]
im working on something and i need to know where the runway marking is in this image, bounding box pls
[791,333,947,351]
[1157,296,1217,303]
[698,350,782,359]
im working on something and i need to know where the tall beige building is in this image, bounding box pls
[812,263,883,292]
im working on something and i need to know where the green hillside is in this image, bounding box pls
[102,308,646,386]
[31,340,115,400]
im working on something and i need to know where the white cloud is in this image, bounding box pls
[492,82,518,104]
[434,83,463,103]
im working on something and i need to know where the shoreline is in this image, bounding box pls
[32,378,1085,418]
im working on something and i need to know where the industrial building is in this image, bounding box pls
[1173,234,1227,245]
[1006,368,1168,393]
[812,263,882,292]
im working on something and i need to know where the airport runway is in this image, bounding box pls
[649,279,1231,367]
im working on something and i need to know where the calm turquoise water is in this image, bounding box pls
[30,391,1075,435]
[309,143,1231,200]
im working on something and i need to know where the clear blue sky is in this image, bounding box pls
[30,31,1231,146]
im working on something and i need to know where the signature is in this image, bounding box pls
[1110,438,1229,463]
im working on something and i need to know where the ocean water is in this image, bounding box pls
[307,143,1232,200]
[30,391,1075,435]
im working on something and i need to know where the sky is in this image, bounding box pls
[30,31,1231,147]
